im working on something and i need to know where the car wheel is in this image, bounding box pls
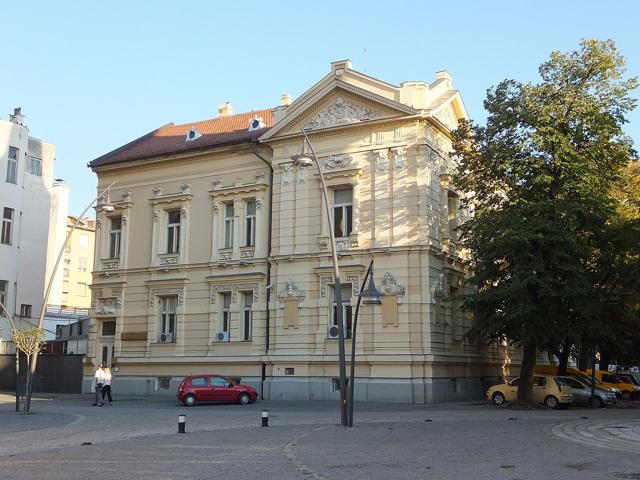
[238,392,251,405]
[589,396,604,408]
[184,394,197,407]
[544,395,559,409]
[492,392,506,406]
[621,391,631,401]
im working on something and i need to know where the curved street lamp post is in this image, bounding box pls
[292,129,349,426]
[25,182,116,411]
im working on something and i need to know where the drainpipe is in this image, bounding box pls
[251,141,273,400]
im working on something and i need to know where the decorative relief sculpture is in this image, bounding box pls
[320,276,332,298]
[381,272,405,297]
[212,202,220,216]
[103,261,119,270]
[212,179,222,189]
[281,165,293,185]
[121,214,128,226]
[430,273,446,304]
[152,186,163,197]
[278,277,305,299]
[392,147,407,171]
[296,164,306,183]
[180,207,188,219]
[149,288,183,307]
[324,154,354,170]
[336,240,349,252]
[240,249,255,258]
[159,256,179,266]
[153,210,160,222]
[95,297,118,315]
[303,97,382,130]
[255,197,263,209]
[255,171,266,184]
[181,182,191,194]
[373,149,388,173]
[218,251,232,261]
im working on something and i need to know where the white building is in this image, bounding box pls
[0,108,56,340]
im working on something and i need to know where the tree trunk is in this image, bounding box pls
[578,347,590,371]
[557,340,572,375]
[517,340,537,402]
[598,350,611,371]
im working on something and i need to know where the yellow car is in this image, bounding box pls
[487,374,573,409]
[585,369,640,400]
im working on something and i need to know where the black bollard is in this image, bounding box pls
[178,414,186,433]
[261,409,269,427]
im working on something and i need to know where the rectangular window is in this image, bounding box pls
[102,320,116,336]
[109,217,122,259]
[1,208,14,245]
[20,304,32,317]
[158,377,171,390]
[29,157,42,176]
[333,188,353,238]
[79,234,89,249]
[332,284,353,338]
[166,211,181,254]
[242,292,253,341]
[220,292,231,334]
[224,204,234,249]
[78,257,88,272]
[245,200,256,247]
[159,296,177,335]
[63,268,70,278]
[77,321,83,336]
[76,282,87,297]
[0,281,7,311]
[6,147,18,184]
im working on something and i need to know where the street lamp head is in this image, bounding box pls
[291,152,314,167]
[359,275,382,305]
[291,135,315,167]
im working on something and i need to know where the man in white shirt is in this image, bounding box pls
[93,363,105,406]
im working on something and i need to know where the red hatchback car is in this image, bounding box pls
[177,375,258,406]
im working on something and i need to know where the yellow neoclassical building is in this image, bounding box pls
[86,60,506,402]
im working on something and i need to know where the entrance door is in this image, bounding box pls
[100,342,114,367]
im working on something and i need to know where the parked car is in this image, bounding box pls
[487,374,573,409]
[585,369,640,400]
[557,376,616,408]
[177,375,258,406]
[535,365,622,399]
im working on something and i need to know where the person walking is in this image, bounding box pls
[102,366,113,405]
[93,363,105,406]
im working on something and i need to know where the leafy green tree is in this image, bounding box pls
[453,39,637,403]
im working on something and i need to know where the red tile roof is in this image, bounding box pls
[89,108,275,168]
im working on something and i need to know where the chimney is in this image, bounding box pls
[217,102,233,117]
[10,107,25,125]
[280,94,292,107]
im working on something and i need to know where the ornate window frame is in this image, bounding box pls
[149,185,192,267]
[96,191,133,272]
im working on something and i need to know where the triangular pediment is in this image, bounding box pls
[261,79,417,141]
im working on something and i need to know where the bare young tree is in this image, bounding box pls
[11,327,45,414]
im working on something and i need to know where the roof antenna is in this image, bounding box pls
[363,48,367,73]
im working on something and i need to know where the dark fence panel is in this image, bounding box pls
[0,354,83,394]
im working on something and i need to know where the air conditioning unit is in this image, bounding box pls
[216,331,230,342]
[327,324,340,339]
[159,332,174,343]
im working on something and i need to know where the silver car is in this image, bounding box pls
[558,376,616,408]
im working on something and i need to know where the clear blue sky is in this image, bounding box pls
[3,0,639,214]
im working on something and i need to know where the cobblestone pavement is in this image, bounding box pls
[2,393,640,479]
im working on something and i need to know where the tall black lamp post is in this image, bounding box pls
[348,260,381,426]
[292,129,349,426]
